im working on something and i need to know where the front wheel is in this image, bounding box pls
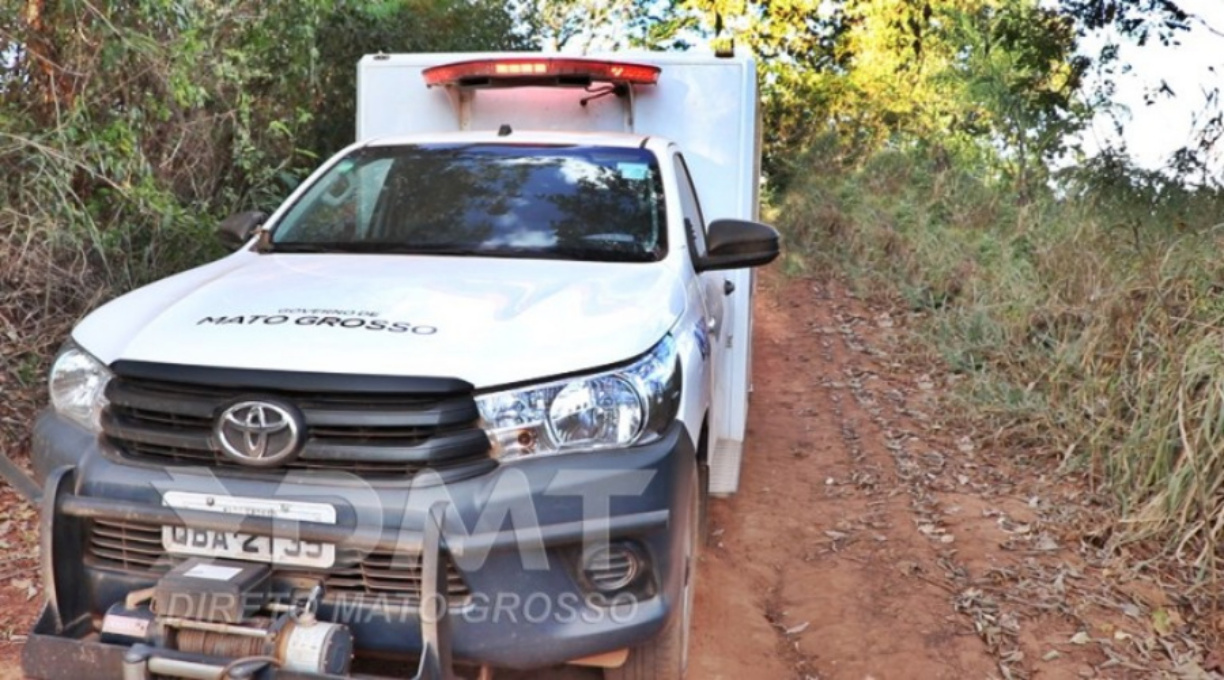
[605,466,700,680]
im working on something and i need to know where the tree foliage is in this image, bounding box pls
[311,1,532,157]
[677,0,1128,188]
[2,0,530,214]
[514,0,697,51]
[1059,0,1190,42]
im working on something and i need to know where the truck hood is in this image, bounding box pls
[74,253,685,389]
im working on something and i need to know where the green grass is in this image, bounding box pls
[779,146,1224,579]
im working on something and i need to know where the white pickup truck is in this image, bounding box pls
[17,53,777,680]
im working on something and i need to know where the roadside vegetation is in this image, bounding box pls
[780,144,1224,581]
[3,0,1224,651]
[0,0,529,453]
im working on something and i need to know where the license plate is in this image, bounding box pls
[161,491,337,569]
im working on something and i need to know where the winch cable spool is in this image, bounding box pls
[172,618,272,658]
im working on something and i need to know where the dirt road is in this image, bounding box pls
[686,274,998,679]
[0,272,1189,678]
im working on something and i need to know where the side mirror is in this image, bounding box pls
[696,219,780,272]
[216,211,268,249]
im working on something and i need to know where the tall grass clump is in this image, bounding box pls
[780,143,1224,579]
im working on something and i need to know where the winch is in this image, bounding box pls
[100,558,353,679]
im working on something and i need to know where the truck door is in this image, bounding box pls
[673,152,724,425]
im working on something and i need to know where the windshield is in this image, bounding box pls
[269,143,667,262]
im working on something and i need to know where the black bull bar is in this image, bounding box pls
[21,466,465,680]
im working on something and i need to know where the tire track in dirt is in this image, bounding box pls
[689,274,996,680]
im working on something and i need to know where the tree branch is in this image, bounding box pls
[1189,11,1224,40]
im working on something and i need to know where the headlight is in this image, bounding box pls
[477,335,681,460]
[49,342,112,433]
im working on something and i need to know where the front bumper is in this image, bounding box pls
[25,488,459,680]
[22,411,698,678]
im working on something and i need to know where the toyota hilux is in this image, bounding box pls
[10,53,777,680]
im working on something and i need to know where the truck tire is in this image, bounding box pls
[605,468,699,680]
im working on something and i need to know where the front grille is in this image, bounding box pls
[101,368,493,477]
[89,518,169,570]
[86,519,472,605]
[325,551,472,602]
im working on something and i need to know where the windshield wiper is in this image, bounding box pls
[264,242,340,253]
[360,243,484,256]
[502,246,657,263]
[267,242,477,255]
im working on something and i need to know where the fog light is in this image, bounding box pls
[581,542,644,593]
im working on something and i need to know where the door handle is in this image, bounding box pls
[723,279,736,296]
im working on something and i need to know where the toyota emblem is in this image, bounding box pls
[214,400,303,466]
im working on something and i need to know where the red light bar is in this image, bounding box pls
[423,57,661,89]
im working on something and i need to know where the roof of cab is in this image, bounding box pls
[363,129,654,149]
